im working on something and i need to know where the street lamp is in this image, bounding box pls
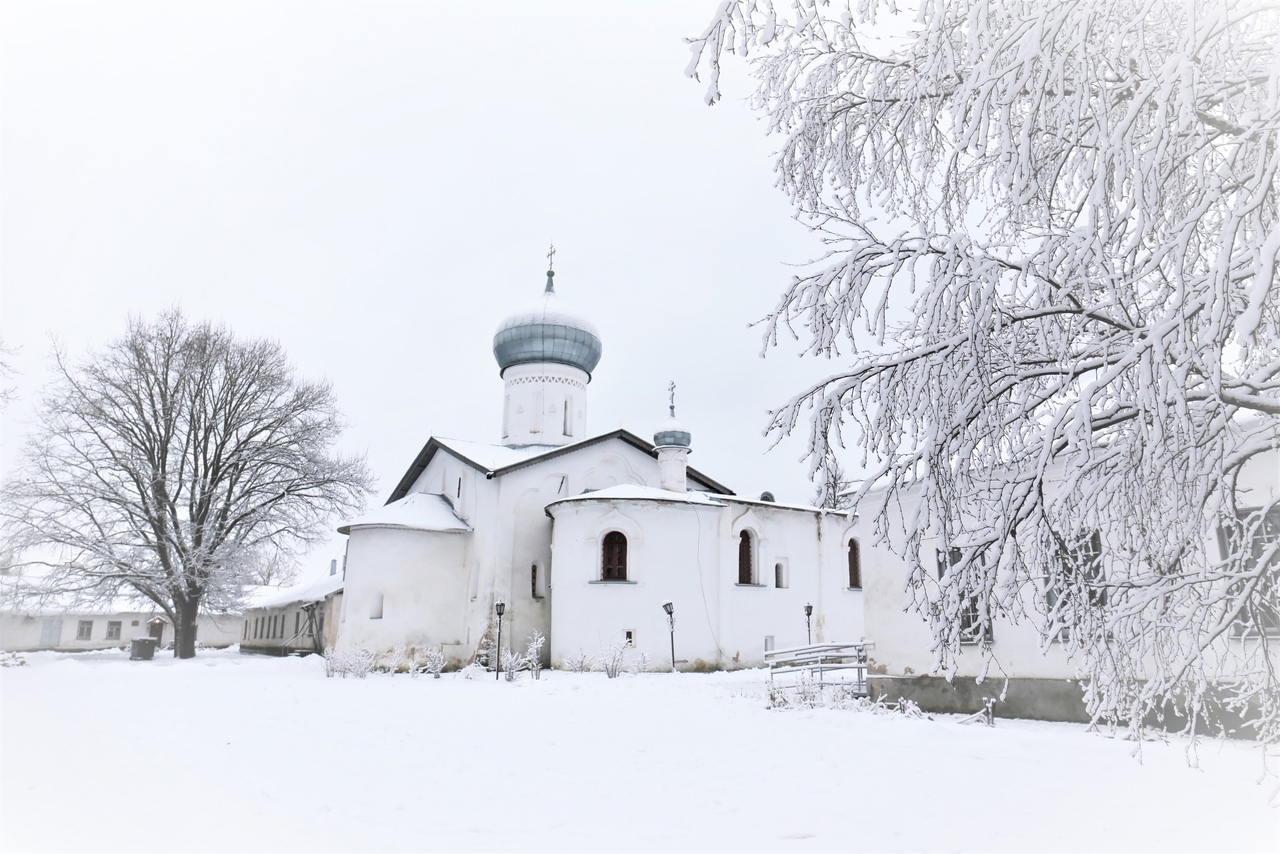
[804,603,813,645]
[494,600,506,681]
[662,601,675,672]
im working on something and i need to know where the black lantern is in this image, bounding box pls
[804,603,813,645]
[662,601,675,672]
[494,600,506,681]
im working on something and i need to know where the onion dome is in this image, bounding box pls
[493,269,602,378]
[654,405,692,450]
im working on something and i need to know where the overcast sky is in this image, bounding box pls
[2,1,857,577]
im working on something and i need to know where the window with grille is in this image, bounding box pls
[1044,532,1107,640]
[738,531,755,585]
[1219,507,1280,638]
[937,548,991,644]
[848,540,862,589]
[602,532,628,581]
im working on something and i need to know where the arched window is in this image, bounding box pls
[738,530,755,585]
[602,532,628,581]
[848,540,862,589]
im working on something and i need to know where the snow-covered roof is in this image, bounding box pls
[433,437,562,472]
[248,572,344,611]
[386,429,734,504]
[544,486,850,517]
[545,484,727,511]
[338,491,472,535]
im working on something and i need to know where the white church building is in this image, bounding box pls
[334,264,866,670]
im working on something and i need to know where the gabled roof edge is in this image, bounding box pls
[386,429,736,505]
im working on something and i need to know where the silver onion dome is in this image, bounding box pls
[493,269,603,378]
[653,407,692,449]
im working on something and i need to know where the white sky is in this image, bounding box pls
[1,1,854,574]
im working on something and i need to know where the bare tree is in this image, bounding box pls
[689,2,1280,740]
[811,452,853,511]
[2,310,373,658]
[0,337,17,405]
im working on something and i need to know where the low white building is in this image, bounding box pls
[240,566,345,656]
[0,578,242,652]
[335,264,866,669]
[857,449,1280,723]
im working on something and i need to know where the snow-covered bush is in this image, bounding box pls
[562,649,593,673]
[476,618,501,669]
[419,647,446,679]
[322,647,375,679]
[525,629,545,680]
[597,639,628,679]
[459,662,487,680]
[628,652,650,675]
[376,645,409,674]
[500,648,526,682]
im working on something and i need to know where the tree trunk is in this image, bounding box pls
[173,596,201,659]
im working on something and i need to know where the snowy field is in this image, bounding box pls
[1,650,1277,853]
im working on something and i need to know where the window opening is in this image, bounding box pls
[370,592,384,620]
[738,531,755,584]
[1219,507,1280,637]
[848,540,862,589]
[76,620,93,640]
[531,564,539,599]
[602,532,628,581]
[1046,531,1106,625]
[106,621,121,640]
[937,548,990,643]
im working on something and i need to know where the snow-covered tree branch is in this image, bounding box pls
[690,0,1280,740]
[2,310,373,658]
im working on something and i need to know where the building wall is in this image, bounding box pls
[0,611,239,651]
[548,497,863,670]
[859,448,1280,720]
[338,526,470,662]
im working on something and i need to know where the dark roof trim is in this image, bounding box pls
[386,429,734,504]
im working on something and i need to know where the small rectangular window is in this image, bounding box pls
[76,620,93,640]
[106,621,122,640]
[623,629,635,647]
[370,593,384,620]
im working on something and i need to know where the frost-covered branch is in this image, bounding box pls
[692,0,1280,741]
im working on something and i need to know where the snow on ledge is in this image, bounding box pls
[338,492,472,535]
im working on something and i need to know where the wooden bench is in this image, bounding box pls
[764,641,874,695]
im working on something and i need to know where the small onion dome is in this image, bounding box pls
[653,409,692,449]
[493,270,602,378]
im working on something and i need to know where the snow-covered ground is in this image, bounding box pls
[1,649,1276,853]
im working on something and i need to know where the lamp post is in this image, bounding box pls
[662,601,675,672]
[804,603,813,645]
[494,600,505,681]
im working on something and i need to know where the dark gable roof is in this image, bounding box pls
[386,429,734,503]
